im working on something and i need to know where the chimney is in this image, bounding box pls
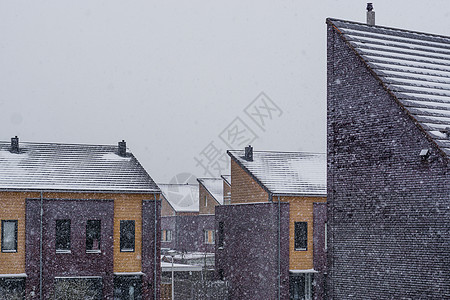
[244,145,253,161]
[118,140,127,157]
[11,136,19,154]
[367,3,375,25]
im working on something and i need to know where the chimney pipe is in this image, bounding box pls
[245,145,253,161]
[11,136,19,154]
[367,3,375,25]
[118,140,127,157]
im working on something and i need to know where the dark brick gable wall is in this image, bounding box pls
[313,203,328,300]
[176,215,215,253]
[215,202,290,300]
[25,199,115,299]
[327,23,450,299]
[142,199,161,300]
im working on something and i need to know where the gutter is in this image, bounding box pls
[39,191,43,300]
[154,193,158,300]
[0,188,161,194]
[277,195,281,300]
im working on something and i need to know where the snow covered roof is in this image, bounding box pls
[197,178,224,205]
[221,175,231,186]
[0,141,160,193]
[158,183,199,212]
[328,18,450,157]
[228,150,326,196]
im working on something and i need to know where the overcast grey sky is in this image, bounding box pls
[1,1,449,182]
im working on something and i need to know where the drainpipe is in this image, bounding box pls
[39,191,43,300]
[154,193,158,300]
[277,195,281,300]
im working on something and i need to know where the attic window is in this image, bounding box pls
[440,127,450,139]
[419,149,430,160]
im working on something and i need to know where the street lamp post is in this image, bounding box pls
[168,250,176,300]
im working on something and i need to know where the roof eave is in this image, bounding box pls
[272,193,327,198]
[0,188,161,194]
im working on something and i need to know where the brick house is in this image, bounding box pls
[216,147,327,300]
[327,18,450,299]
[0,137,161,299]
[197,178,225,253]
[221,175,231,205]
[159,183,200,253]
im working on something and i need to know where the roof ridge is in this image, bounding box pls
[327,18,450,41]
[0,141,120,148]
[228,149,326,154]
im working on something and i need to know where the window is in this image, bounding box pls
[120,220,135,252]
[205,195,208,207]
[1,220,17,252]
[162,229,172,242]
[204,230,215,244]
[86,220,101,253]
[289,273,313,300]
[294,222,307,251]
[56,219,71,252]
[114,275,142,300]
[218,222,224,249]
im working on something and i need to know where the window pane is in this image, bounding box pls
[2,220,17,252]
[86,220,101,251]
[294,222,307,250]
[120,220,135,252]
[56,220,71,251]
[218,222,224,248]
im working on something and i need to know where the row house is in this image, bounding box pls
[327,17,449,299]
[160,177,229,255]
[0,137,161,299]
[197,177,226,253]
[159,183,200,253]
[216,146,327,300]
[221,175,231,205]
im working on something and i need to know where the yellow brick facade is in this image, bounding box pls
[223,179,231,204]
[230,159,269,204]
[281,196,327,270]
[0,191,38,274]
[198,184,220,215]
[161,196,175,217]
